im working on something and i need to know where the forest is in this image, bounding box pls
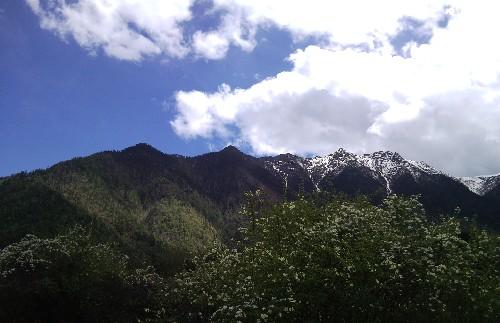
[1,192,498,322]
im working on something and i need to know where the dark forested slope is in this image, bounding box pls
[0,143,499,276]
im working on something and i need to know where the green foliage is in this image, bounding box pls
[0,150,223,275]
[2,145,499,321]
[0,227,168,322]
[168,194,500,322]
[144,198,219,255]
[0,179,92,247]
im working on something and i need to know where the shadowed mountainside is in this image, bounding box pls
[1,143,499,274]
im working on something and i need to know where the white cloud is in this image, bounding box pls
[25,1,500,175]
[172,1,500,176]
[192,31,230,60]
[191,7,257,59]
[26,0,451,61]
[210,0,451,52]
[25,0,193,61]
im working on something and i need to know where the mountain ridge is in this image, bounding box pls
[261,147,498,196]
[8,142,500,202]
[0,142,498,270]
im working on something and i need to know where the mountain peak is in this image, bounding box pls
[459,174,500,195]
[211,145,249,161]
[369,150,404,162]
[264,148,448,196]
[132,142,154,149]
[220,145,243,154]
[332,148,355,158]
[121,143,164,156]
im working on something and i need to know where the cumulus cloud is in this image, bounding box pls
[25,1,500,175]
[25,0,193,61]
[211,0,449,48]
[190,0,450,58]
[192,31,230,60]
[26,0,450,61]
[172,1,500,176]
[192,7,257,59]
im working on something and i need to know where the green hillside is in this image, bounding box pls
[0,144,498,322]
[0,145,222,274]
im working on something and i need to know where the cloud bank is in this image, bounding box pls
[26,1,500,175]
[26,0,194,61]
[26,0,449,61]
[171,1,500,176]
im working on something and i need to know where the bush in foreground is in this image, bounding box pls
[0,227,167,322]
[168,193,500,322]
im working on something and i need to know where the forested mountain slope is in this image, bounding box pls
[1,143,499,275]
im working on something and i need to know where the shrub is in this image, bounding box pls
[168,193,500,322]
[0,227,167,322]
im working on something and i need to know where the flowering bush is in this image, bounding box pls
[167,193,500,322]
[0,227,167,322]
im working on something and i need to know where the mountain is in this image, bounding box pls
[458,174,500,196]
[264,148,500,227]
[0,143,499,274]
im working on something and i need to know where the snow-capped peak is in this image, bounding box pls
[458,174,500,196]
[357,151,442,194]
[263,148,500,198]
[264,148,443,194]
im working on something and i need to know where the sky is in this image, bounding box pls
[1,0,500,177]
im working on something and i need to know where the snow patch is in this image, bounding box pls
[458,174,500,195]
[264,148,500,196]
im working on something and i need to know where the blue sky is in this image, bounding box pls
[0,0,294,176]
[2,0,500,177]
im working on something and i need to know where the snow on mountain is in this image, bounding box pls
[262,153,305,188]
[303,149,366,188]
[263,148,447,194]
[458,174,500,196]
[264,148,500,197]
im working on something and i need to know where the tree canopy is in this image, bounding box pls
[0,227,167,322]
[167,193,500,322]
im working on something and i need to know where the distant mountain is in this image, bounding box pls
[263,148,446,194]
[264,148,500,228]
[458,174,500,195]
[0,143,499,274]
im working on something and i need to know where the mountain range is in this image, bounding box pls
[1,143,499,273]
